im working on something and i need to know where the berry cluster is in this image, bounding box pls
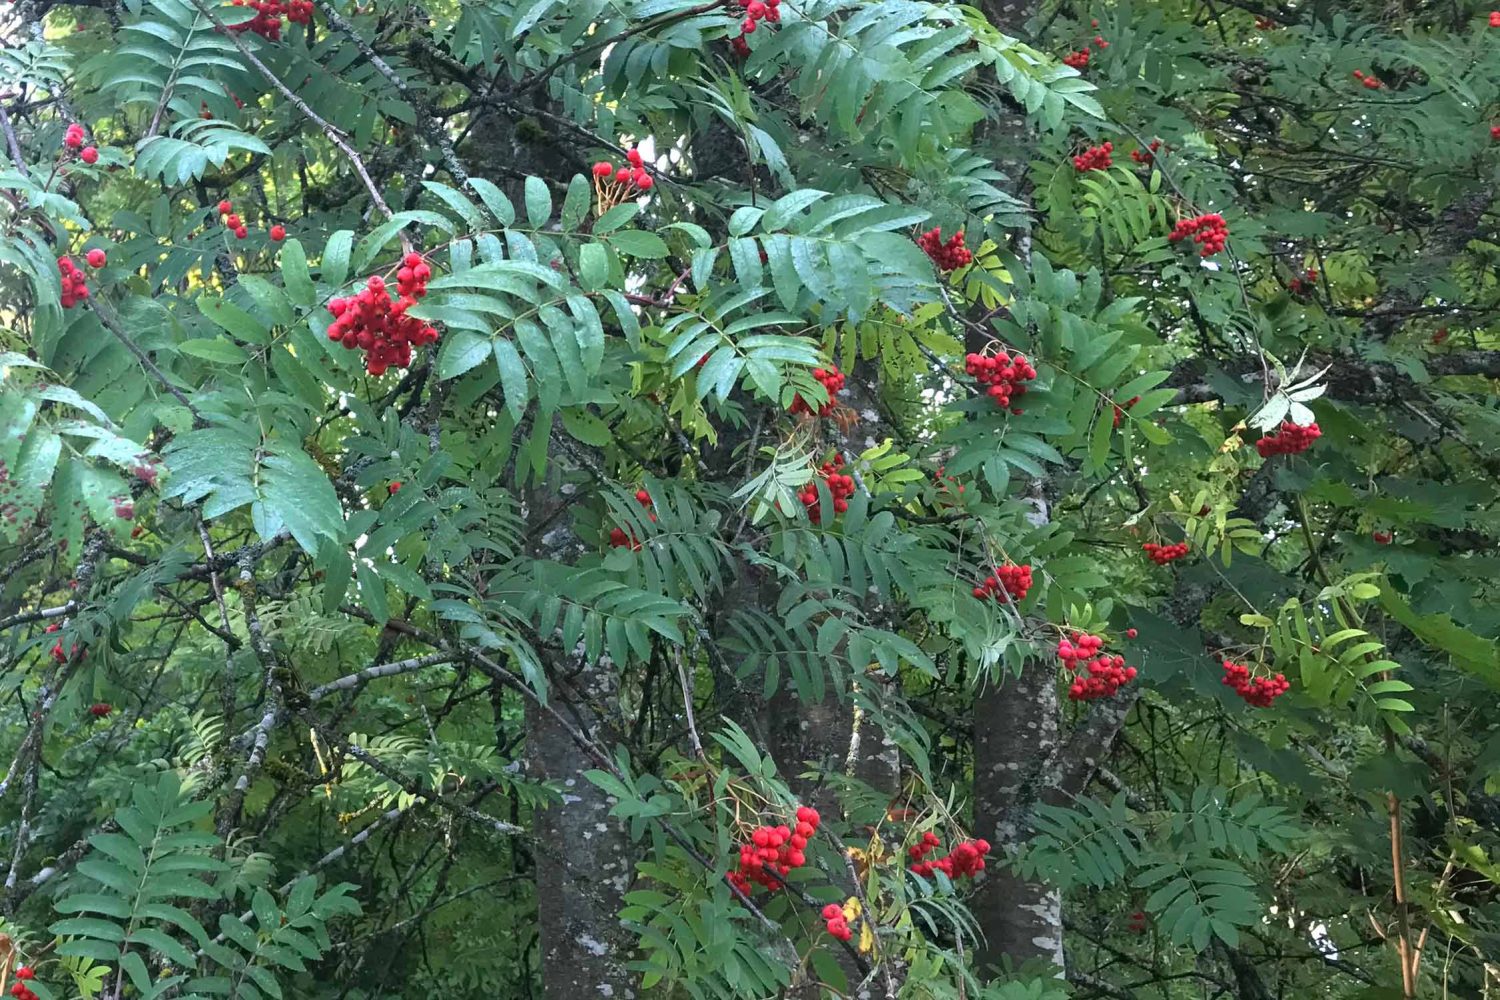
[1127,910,1149,934]
[908,834,990,879]
[1063,47,1092,68]
[89,702,112,717]
[820,903,853,941]
[57,255,97,309]
[1131,139,1163,164]
[217,199,249,240]
[798,457,855,524]
[1372,530,1393,545]
[964,350,1036,414]
[728,806,821,895]
[1168,213,1228,256]
[10,967,36,1000]
[932,466,966,498]
[326,253,440,376]
[730,0,781,51]
[1254,421,1321,458]
[1059,633,1138,701]
[972,563,1033,603]
[1112,394,1140,428]
[1073,141,1113,172]
[227,0,312,41]
[916,227,973,271]
[1351,70,1382,89]
[591,147,655,196]
[609,488,656,550]
[1286,267,1319,296]
[49,640,83,663]
[789,365,846,417]
[1142,541,1188,565]
[1222,660,1289,708]
[63,122,99,163]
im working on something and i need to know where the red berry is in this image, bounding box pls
[80,146,99,163]
[86,248,106,268]
[388,481,402,495]
[269,224,286,241]
[1126,628,1137,638]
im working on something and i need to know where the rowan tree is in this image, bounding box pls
[2,0,1500,997]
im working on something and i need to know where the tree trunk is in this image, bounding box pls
[522,473,634,999]
[971,660,1065,975]
[527,665,633,999]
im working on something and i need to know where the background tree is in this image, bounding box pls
[3,0,1500,997]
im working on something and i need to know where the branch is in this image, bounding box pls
[187,0,394,220]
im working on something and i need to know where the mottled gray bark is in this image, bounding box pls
[527,663,633,1000]
[523,474,634,1000]
[972,661,1065,975]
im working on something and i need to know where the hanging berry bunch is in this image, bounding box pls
[1255,421,1320,457]
[49,640,83,663]
[608,489,656,550]
[88,702,112,717]
[1351,70,1382,89]
[326,253,440,376]
[1072,141,1113,171]
[789,365,845,417]
[729,0,781,55]
[1142,541,1188,565]
[227,0,313,41]
[1063,47,1091,68]
[1286,267,1319,296]
[820,903,853,941]
[932,466,965,500]
[1127,910,1149,934]
[57,255,90,309]
[1222,660,1289,707]
[916,227,973,271]
[9,967,37,1000]
[217,199,249,240]
[972,563,1032,603]
[964,349,1036,414]
[798,457,855,524]
[1168,213,1228,256]
[908,834,991,879]
[1112,394,1140,427]
[591,147,654,214]
[727,806,820,895]
[1131,139,1163,164]
[62,122,101,165]
[1058,633,1137,701]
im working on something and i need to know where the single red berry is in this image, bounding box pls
[80,146,99,164]
[1126,628,1137,638]
[218,199,233,214]
[269,224,286,241]
[234,226,248,239]
[86,248,106,268]
[388,481,402,495]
